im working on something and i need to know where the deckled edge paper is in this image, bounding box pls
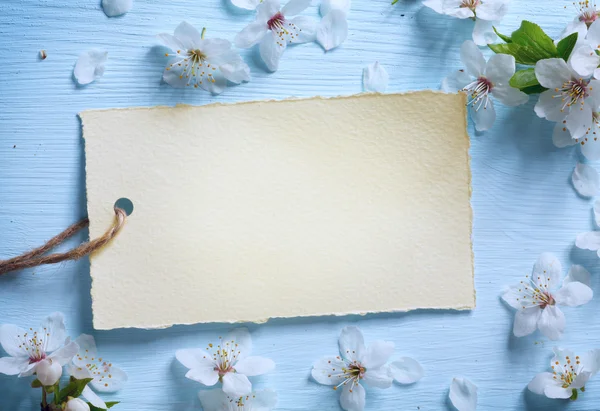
[81,92,475,330]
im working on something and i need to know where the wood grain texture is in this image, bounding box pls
[1,0,599,410]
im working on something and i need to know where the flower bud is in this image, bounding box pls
[65,397,90,411]
[35,358,62,386]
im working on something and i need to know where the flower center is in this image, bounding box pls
[463,76,493,111]
[460,0,481,10]
[17,328,49,363]
[577,1,599,26]
[555,78,590,112]
[165,48,218,88]
[188,49,207,64]
[552,355,582,388]
[207,337,241,378]
[267,12,285,31]
[516,272,559,309]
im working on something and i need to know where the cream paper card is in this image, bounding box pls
[81,92,475,330]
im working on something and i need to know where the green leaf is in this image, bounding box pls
[88,401,119,411]
[55,378,93,404]
[520,84,548,95]
[509,21,558,61]
[493,26,512,43]
[31,379,43,388]
[557,32,579,61]
[509,68,539,89]
[488,43,545,65]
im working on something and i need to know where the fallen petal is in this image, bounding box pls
[449,377,477,411]
[363,61,389,93]
[572,162,600,197]
[74,49,108,85]
[102,0,133,17]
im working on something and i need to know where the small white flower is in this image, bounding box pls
[74,49,107,85]
[558,1,599,48]
[534,58,600,139]
[311,326,396,411]
[101,0,133,17]
[234,0,317,71]
[35,358,62,386]
[551,107,600,161]
[67,334,127,409]
[442,40,528,131]
[423,0,509,46]
[316,0,349,51]
[449,377,477,411]
[158,22,250,93]
[363,62,389,93]
[199,389,277,411]
[176,328,275,398]
[502,253,593,341]
[576,200,600,256]
[65,397,90,411]
[0,313,79,378]
[572,162,600,197]
[528,347,600,399]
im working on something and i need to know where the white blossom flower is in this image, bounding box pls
[534,58,600,139]
[449,377,477,411]
[442,41,528,131]
[74,49,107,85]
[66,334,127,409]
[363,62,389,93]
[528,347,600,399]
[572,162,600,197]
[423,0,509,46]
[199,389,277,411]
[316,0,349,51]
[158,22,250,93]
[576,200,600,256]
[0,313,79,378]
[551,106,600,161]
[176,328,275,398]
[558,1,599,48]
[311,326,396,411]
[234,0,317,71]
[65,397,90,411]
[569,20,600,78]
[101,0,133,17]
[501,253,593,340]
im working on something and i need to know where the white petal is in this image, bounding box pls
[534,89,568,122]
[198,389,227,411]
[312,356,347,385]
[422,0,444,14]
[73,334,97,363]
[444,1,474,19]
[362,366,393,389]
[339,326,365,362]
[576,231,600,252]
[552,122,577,148]
[200,38,232,59]
[220,57,251,84]
[571,371,592,389]
[559,20,588,48]
[492,84,528,107]
[234,356,275,376]
[82,385,107,410]
[66,364,93,380]
[472,18,497,46]
[0,356,28,375]
[222,372,252,398]
[259,34,286,72]
[572,162,600,197]
[595,67,600,79]
[538,306,565,341]
[257,0,282,22]
[485,54,515,84]
[74,49,108,85]
[501,284,524,310]
[475,0,508,21]
[316,9,348,51]
[449,377,477,411]
[251,389,278,409]
[588,80,600,104]
[281,0,311,16]
[554,282,593,307]
[361,340,394,369]
[471,98,496,131]
[532,253,562,290]
[91,365,127,392]
[564,265,592,287]
[442,70,472,92]
[527,372,555,395]
[48,340,79,366]
[101,0,133,17]
[389,357,424,384]
[460,40,486,78]
[582,349,600,375]
[535,58,573,89]
[595,201,600,227]
[320,0,351,16]
[588,20,600,47]
[235,22,268,48]
[570,45,600,78]
[185,367,219,387]
[226,328,252,361]
[582,138,600,161]
[288,16,317,43]
[231,0,262,10]
[565,103,593,140]
[544,384,573,399]
[363,62,389,93]
[0,324,28,358]
[174,21,203,50]
[339,381,366,411]
[199,70,228,95]
[513,307,542,337]
[176,348,213,370]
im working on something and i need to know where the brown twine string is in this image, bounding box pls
[0,207,127,276]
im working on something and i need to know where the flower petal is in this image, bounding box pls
[582,349,600,375]
[485,54,515,84]
[156,33,184,50]
[231,0,262,10]
[48,340,79,366]
[564,264,592,288]
[576,231,600,251]
[554,282,593,307]
[422,0,444,14]
[471,98,496,131]
[235,356,275,376]
[220,57,251,84]
[535,58,573,89]
[73,334,97,364]
[538,306,565,341]
[82,385,107,410]
[442,70,472,92]
[534,89,568,122]
[460,40,486,78]
[363,62,389,93]
[200,69,228,95]
[361,340,394,369]
[287,16,317,43]
[532,253,562,289]
[259,33,286,72]
[101,0,133,17]
[472,18,497,46]
[475,0,508,21]
[527,372,556,395]
[225,328,252,361]
[339,326,365,362]
[92,364,127,392]
[449,377,477,411]
[565,103,593,140]
[362,366,393,389]
[513,307,542,337]
[339,381,366,411]
[174,21,202,50]
[281,0,311,16]
[0,356,28,375]
[582,138,600,161]
[176,348,214,370]
[570,45,599,78]
[66,363,93,380]
[185,367,219,387]
[572,162,600,197]
[571,371,592,389]
[257,0,282,22]
[552,122,577,148]
[501,285,524,310]
[389,357,424,384]
[198,389,227,411]
[311,356,347,385]
[74,49,108,85]
[320,0,351,16]
[0,324,28,358]
[544,384,573,399]
[235,22,269,48]
[444,0,474,19]
[222,372,252,398]
[316,9,348,51]
[492,84,528,107]
[252,389,278,409]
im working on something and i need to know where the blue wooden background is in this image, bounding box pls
[2,0,600,409]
